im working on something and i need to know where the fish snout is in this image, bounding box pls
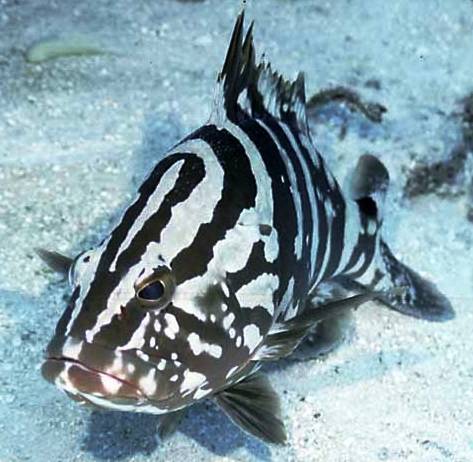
[41,356,145,402]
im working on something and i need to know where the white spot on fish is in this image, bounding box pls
[188,333,222,358]
[100,374,122,395]
[234,273,278,315]
[221,282,230,297]
[222,312,235,330]
[149,336,156,348]
[164,313,179,340]
[157,359,166,371]
[280,277,295,320]
[127,364,136,374]
[263,227,279,263]
[229,328,236,339]
[136,351,150,362]
[139,369,157,395]
[236,336,242,348]
[180,370,206,394]
[243,324,261,353]
[171,352,178,360]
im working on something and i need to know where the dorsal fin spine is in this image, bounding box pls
[212,12,309,134]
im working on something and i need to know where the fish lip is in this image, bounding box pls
[44,355,176,406]
[44,355,147,398]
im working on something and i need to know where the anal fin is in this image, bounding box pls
[214,372,286,445]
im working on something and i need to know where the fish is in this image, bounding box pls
[39,12,454,445]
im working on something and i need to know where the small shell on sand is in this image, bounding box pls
[25,36,108,63]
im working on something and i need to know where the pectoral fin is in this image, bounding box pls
[35,248,73,276]
[215,372,286,445]
[254,291,380,362]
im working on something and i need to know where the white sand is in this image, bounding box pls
[0,1,472,461]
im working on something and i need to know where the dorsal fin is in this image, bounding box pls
[212,12,309,134]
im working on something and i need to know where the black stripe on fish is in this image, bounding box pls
[227,240,275,291]
[68,153,206,338]
[113,153,207,273]
[46,286,81,356]
[320,178,346,281]
[260,117,313,299]
[285,131,329,289]
[171,125,257,284]
[235,116,298,308]
[341,214,378,278]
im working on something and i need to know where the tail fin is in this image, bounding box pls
[349,154,454,322]
[374,240,455,321]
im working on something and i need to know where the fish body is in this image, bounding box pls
[40,13,454,444]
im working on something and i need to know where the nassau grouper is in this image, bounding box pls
[39,12,454,444]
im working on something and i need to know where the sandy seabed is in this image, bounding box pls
[0,1,472,461]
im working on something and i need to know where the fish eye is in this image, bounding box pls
[137,279,165,301]
[135,268,175,308]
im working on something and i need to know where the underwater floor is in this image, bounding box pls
[0,0,472,460]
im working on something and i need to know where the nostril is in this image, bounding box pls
[118,305,126,320]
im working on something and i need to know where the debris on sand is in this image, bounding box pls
[404,92,473,203]
[307,86,387,123]
[25,36,108,63]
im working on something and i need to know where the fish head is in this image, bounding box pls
[41,154,266,413]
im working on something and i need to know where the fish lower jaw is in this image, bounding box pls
[41,356,178,414]
[41,356,145,401]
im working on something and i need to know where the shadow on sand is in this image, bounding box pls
[82,401,271,461]
[80,343,426,461]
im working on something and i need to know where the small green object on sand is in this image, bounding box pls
[25,36,108,63]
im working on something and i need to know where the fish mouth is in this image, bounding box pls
[41,336,179,412]
[41,355,146,404]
